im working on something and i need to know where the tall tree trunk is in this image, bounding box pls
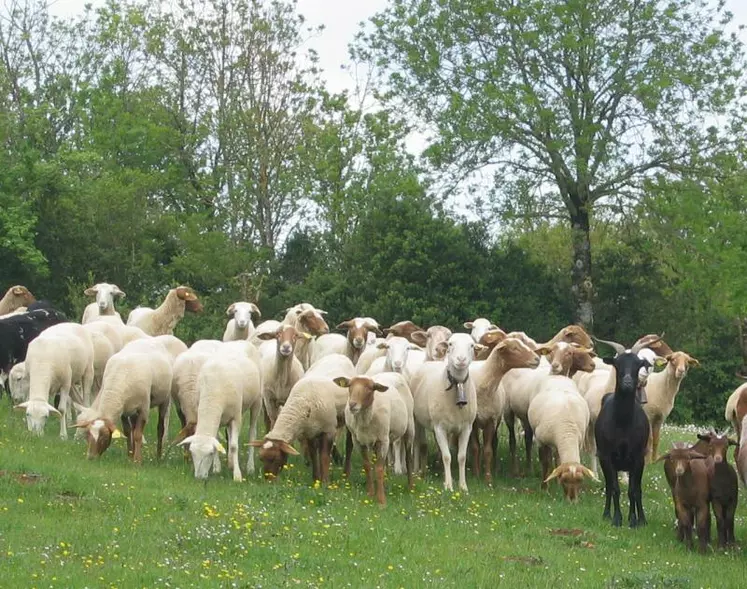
[570,207,594,330]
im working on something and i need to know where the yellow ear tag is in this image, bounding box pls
[655,358,668,368]
[215,442,226,454]
[111,429,124,439]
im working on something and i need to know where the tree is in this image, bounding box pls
[359,0,745,328]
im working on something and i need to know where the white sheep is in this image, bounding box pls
[256,325,309,429]
[365,336,425,382]
[282,303,330,369]
[355,321,421,375]
[644,351,700,462]
[222,302,261,341]
[469,337,541,483]
[8,362,29,403]
[250,320,283,346]
[73,343,173,462]
[410,333,480,492]
[189,339,224,354]
[81,283,125,324]
[310,318,381,366]
[464,317,499,344]
[528,376,598,501]
[126,286,202,335]
[14,323,94,439]
[87,330,115,396]
[409,326,452,361]
[249,353,355,482]
[334,372,415,505]
[84,321,124,353]
[726,381,747,437]
[0,285,35,315]
[153,334,189,363]
[177,346,262,481]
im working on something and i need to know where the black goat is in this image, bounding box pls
[594,334,662,527]
[0,308,67,385]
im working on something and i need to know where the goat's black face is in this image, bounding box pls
[603,352,651,395]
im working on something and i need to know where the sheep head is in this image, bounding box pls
[664,351,700,379]
[536,342,596,376]
[464,317,499,343]
[544,462,598,503]
[541,324,593,349]
[334,376,389,414]
[175,286,203,313]
[488,337,541,370]
[257,325,312,357]
[383,320,424,343]
[410,325,452,360]
[15,400,61,435]
[298,307,329,336]
[336,317,382,349]
[376,336,420,373]
[84,283,126,312]
[695,430,738,465]
[475,328,507,360]
[248,439,300,481]
[226,302,261,329]
[8,285,35,305]
[178,434,226,479]
[74,418,124,459]
[658,443,707,477]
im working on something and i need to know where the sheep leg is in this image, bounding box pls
[262,397,273,433]
[374,441,387,506]
[697,503,711,553]
[676,503,693,549]
[392,439,404,475]
[523,420,534,476]
[726,502,737,546]
[469,427,481,480]
[57,388,70,441]
[246,399,261,475]
[713,502,726,549]
[81,363,94,407]
[506,412,519,477]
[483,420,496,484]
[539,445,553,490]
[309,437,321,482]
[343,428,353,479]
[433,425,453,492]
[600,459,621,526]
[121,416,133,456]
[650,421,662,463]
[228,418,242,482]
[131,411,146,464]
[405,429,415,491]
[320,433,333,485]
[156,403,168,460]
[175,405,187,430]
[491,421,500,477]
[628,460,646,527]
[361,446,374,496]
[457,425,471,493]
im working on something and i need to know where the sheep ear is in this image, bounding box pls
[14,402,29,411]
[696,433,710,442]
[373,383,389,393]
[73,402,88,413]
[247,440,266,448]
[687,356,700,367]
[688,451,707,460]
[12,286,26,295]
[214,440,226,455]
[84,287,98,296]
[543,465,564,483]
[177,435,196,447]
[376,342,389,350]
[226,304,236,316]
[249,304,261,319]
[279,441,300,456]
[602,357,615,366]
[654,357,668,368]
[73,420,92,428]
[333,377,351,388]
[409,344,422,351]
[410,331,428,347]
[46,403,61,418]
[300,332,313,340]
[336,320,352,330]
[113,287,126,298]
[535,345,553,356]
[316,309,328,315]
[434,341,449,358]
[463,321,474,329]
[655,452,671,463]
[256,331,277,341]
[581,466,599,482]
[474,344,487,355]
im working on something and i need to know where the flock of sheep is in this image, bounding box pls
[2,282,747,553]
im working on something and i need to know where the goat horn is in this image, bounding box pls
[592,337,625,356]
[631,333,664,354]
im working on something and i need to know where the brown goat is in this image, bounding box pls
[693,430,739,548]
[659,443,711,553]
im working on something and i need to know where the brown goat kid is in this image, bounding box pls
[659,444,711,553]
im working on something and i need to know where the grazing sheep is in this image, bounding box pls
[81,283,125,324]
[500,326,595,476]
[178,346,262,481]
[170,348,216,444]
[222,302,262,341]
[8,362,29,403]
[693,430,739,548]
[249,354,356,483]
[464,318,499,344]
[335,373,415,505]
[659,443,711,552]
[15,323,94,439]
[410,333,482,492]
[73,345,173,462]
[126,286,203,335]
[594,336,660,528]
[311,318,381,366]
[0,285,35,315]
[528,371,598,501]
[409,326,452,361]
[469,337,541,483]
[644,350,700,462]
[256,325,309,429]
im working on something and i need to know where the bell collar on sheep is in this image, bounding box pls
[445,368,470,407]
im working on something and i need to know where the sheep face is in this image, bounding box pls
[411,326,452,360]
[464,318,498,344]
[383,320,424,342]
[250,439,300,480]
[84,283,125,312]
[334,376,389,414]
[665,351,700,380]
[176,286,203,313]
[15,400,60,435]
[537,342,596,376]
[544,463,598,503]
[659,445,707,477]
[80,418,123,459]
[377,336,419,373]
[337,318,382,350]
[226,302,261,330]
[491,337,541,370]
[475,329,507,360]
[603,352,652,397]
[9,285,35,305]
[179,435,226,479]
[257,325,312,357]
[298,308,329,336]
[8,363,29,403]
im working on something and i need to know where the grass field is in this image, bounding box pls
[0,404,743,589]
